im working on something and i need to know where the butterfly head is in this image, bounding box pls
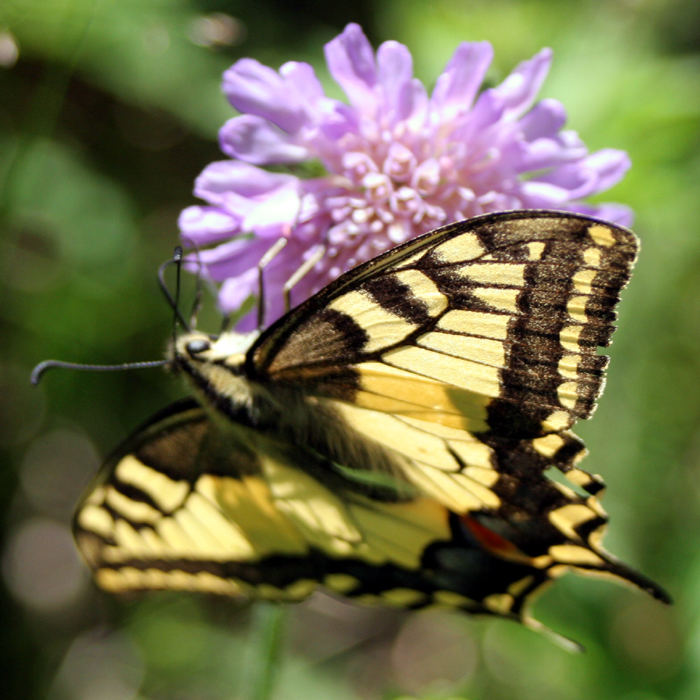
[170,329,262,410]
[172,329,259,371]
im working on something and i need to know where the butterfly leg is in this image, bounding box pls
[257,237,288,330]
[283,244,326,312]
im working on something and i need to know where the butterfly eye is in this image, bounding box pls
[186,339,210,356]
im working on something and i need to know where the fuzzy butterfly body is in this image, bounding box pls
[74,211,669,640]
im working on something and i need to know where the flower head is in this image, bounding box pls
[180,23,632,328]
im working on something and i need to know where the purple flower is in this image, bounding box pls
[179,23,632,328]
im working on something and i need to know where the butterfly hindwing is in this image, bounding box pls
[74,399,562,621]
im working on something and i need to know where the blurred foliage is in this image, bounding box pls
[1,0,699,698]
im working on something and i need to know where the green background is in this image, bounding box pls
[1,1,698,698]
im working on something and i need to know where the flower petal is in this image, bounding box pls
[571,202,634,226]
[580,149,631,192]
[431,42,493,118]
[279,60,325,103]
[540,149,630,199]
[515,134,587,172]
[492,47,552,118]
[317,100,359,141]
[377,40,414,121]
[324,23,377,112]
[194,161,297,206]
[451,88,505,143]
[222,58,307,133]
[178,205,241,245]
[402,78,429,128]
[219,266,259,311]
[194,237,268,280]
[411,158,440,195]
[383,142,416,182]
[519,179,572,206]
[220,115,309,164]
[519,98,566,138]
[243,184,301,233]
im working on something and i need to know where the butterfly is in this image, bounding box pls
[71,210,670,644]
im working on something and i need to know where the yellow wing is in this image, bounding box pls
[253,211,635,434]
[74,398,562,625]
[74,211,669,641]
[247,211,666,601]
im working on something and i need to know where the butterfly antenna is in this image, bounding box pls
[30,359,168,386]
[33,248,188,386]
[180,236,209,329]
[256,237,288,330]
[283,244,325,313]
[158,247,190,332]
[172,246,185,350]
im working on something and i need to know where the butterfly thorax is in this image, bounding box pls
[171,329,414,498]
[171,330,267,422]
[172,330,330,440]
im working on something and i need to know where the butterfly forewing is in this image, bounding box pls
[252,211,637,433]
